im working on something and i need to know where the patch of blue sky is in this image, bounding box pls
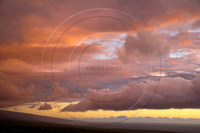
[188,28,200,33]
[169,49,191,58]
[169,31,179,37]
[92,54,118,60]
[101,33,127,48]
[155,28,180,37]
[35,69,63,73]
[90,33,127,60]
[78,33,127,46]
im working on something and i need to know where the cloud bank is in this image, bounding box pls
[62,76,200,111]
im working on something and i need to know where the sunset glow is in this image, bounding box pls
[0,1,200,132]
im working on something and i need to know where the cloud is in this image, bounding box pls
[38,103,52,110]
[0,0,54,45]
[0,0,200,108]
[192,19,200,28]
[78,81,100,88]
[50,82,81,101]
[116,30,169,63]
[29,104,37,108]
[0,43,103,65]
[62,76,200,111]
[0,72,36,107]
[1,0,199,45]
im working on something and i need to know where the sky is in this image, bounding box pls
[0,0,200,124]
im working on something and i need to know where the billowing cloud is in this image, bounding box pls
[0,72,36,107]
[117,29,169,63]
[62,76,200,111]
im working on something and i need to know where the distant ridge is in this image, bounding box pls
[0,110,168,133]
[0,110,74,125]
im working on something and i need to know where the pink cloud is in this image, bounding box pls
[62,76,200,111]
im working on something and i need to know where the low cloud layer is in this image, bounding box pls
[38,103,52,110]
[62,75,200,111]
[0,72,36,107]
